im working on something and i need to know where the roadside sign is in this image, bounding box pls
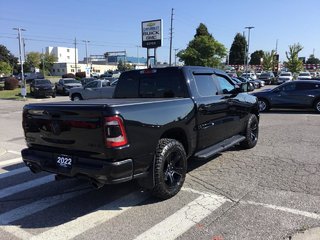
[141,19,162,48]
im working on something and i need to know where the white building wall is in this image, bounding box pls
[46,46,78,63]
[51,63,118,76]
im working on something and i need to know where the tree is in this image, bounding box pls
[0,61,12,76]
[117,59,134,71]
[25,52,41,72]
[177,23,226,67]
[262,50,275,71]
[284,43,304,75]
[306,54,320,64]
[39,53,58,75]
[229,33,247,65]
[0,44,18,74]
[249,50,264,65]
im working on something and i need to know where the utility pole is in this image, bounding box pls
[243,31,246,71]
[275,39,278,53]
[74,38,77,74]
[42,48,45,76]
[13,27,26,99]
[169,8,174,66]
[174,48,179,66]
[83,40,90,66]
[245,26,254,73]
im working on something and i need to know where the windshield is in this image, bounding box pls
[280,73,291,76]
[299,73,310,76]
[64,80,79,84]
[35,80,51,85]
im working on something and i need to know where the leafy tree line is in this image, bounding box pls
[0,44,57,76]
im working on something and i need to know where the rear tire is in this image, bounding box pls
[258,99,269,112]
[240,114,259,149]
[314,99,320,113]
[151,138,187,200]
[71,93,82,101]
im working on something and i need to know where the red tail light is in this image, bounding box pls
[104,116,128,148]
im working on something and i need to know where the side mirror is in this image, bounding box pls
[240,82,249,92]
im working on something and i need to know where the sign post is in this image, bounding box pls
[141,19,163,68]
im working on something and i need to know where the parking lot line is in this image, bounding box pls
[134,192,227,240]
[0,157,22,167]
[30,191,149,240]
[0,175,54,199]
[7,150,22,155]
[0,187,90,225]
[243,200,320,220]
[0,166,29,180]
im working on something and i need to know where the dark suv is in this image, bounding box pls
[258,72,275,85]
[30,79,56,98]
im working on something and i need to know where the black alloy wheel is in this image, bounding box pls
[152,138,187,199]
[240,114,259,149]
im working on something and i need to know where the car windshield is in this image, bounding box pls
[280,73,291,76]
[64,80,79,84]
[35,80,51,85]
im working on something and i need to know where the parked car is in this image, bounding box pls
[277,72,293,84]
[298,72,312,80]
[110,79,118,87]
[232,78,254,91]
[55,78,82,95]
[69,79,115,101]
[258,72,275,85]
[80,77,96,86]
[30,79,56,98]
[241,72,257,80]
[237,76,260,89]
[252,80,320,112]
[21,66,259,200]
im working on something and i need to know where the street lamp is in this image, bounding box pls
[83,40,90,77]
[245,26,254,73]
[13,27,26,100]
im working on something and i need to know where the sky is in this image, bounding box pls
[1,0,320,64]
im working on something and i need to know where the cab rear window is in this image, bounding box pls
[114,68,188,98]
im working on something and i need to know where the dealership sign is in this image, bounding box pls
[141,19,162,48]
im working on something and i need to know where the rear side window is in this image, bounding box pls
[296,82,316,90]
[114,69,188,98]
[193,74,218,97]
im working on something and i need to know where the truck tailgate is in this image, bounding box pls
[23,103,109,153]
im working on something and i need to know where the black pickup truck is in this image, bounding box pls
[22,66,259,199]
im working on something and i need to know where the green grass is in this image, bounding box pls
[0,85,31,100]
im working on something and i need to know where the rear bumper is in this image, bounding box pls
[21,148,133,184]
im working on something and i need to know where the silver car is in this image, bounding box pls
[69,80,115,101]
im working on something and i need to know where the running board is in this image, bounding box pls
[194,135,246,159]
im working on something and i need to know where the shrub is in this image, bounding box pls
[76,72,86,79]
[4,77,19,90]
[62,73,75,78]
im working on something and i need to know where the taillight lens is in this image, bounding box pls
[104,116,128,148]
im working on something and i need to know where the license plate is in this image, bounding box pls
[56,155,72,168]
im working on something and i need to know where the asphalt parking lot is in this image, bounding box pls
[0,93,319,240]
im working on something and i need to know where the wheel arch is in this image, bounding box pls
[160,128,189,157]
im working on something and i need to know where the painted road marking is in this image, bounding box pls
[0,175,54,199]
[0,157,22,167]
[0,167,29,180]
[0,187,91,225]
[30,191,149,240]
[134,190,227,240]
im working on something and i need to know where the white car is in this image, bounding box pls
[298,72,312,80]
[241,72,257,80]
[277,72,293,84]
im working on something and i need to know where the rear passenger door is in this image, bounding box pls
[193,73,231,150]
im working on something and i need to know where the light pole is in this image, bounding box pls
[245,26,254,73]
[174,48,179,66]
[83,40,90,76]
[13,27,26,99]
